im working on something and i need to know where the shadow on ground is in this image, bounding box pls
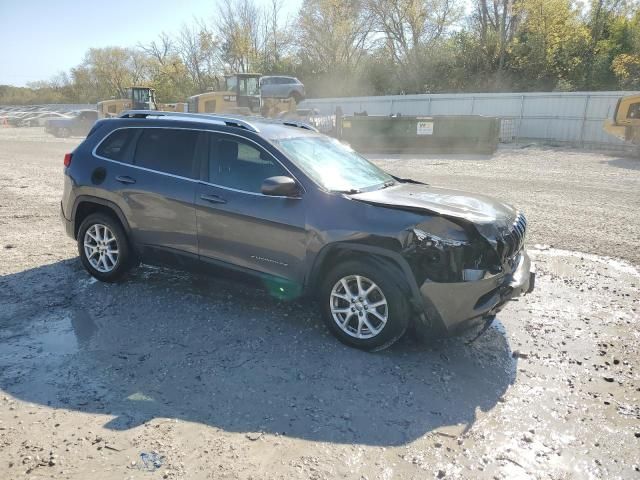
[0,259,517,446]
[602,157,640,170]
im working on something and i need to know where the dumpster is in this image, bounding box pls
[339,114,500,154]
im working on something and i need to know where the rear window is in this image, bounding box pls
[95,128,136,162]
[134,128,198,178]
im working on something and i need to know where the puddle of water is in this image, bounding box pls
[21,308,99,357]
[530,247,640,277]
[70,308,98,344]
[35,320,78,355]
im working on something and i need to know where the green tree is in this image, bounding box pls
[509,0,589,90]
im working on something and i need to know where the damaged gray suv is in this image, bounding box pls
[61,111,534,351]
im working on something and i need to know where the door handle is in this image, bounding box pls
[115,175,136,184]
[200,193,227,204]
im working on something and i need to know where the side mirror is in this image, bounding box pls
[261,176,300,197]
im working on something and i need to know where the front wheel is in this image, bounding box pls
[320,259,410,351]
[77,213,133,282]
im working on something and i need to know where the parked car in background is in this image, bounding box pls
[19,111,72,127]
[45,109,98,137]
[5,111,33,126]
[260,76,305,102]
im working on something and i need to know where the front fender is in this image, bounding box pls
[304,242,439,335]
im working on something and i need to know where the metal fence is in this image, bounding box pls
[300,91,639,150]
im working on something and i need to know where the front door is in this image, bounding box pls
[195,134,307,285]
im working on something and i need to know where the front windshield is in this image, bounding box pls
[276,136,394,192]
[237,77,260,96]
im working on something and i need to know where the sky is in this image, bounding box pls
[0,0,302,87]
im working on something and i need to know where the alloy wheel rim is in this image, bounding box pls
[83,224,119,273]
[330,275,388,339]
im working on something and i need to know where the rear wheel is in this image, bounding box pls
[77,213,133,282]
[320,259,410,351]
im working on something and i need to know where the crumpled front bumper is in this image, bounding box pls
[419,250,535,335]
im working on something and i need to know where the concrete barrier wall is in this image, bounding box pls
[300,91,639,149]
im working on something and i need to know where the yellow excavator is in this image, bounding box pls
[603,93,640,152]
[187,73,297,117]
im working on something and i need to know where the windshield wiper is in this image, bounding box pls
[330,188,361,194]
[377,180,396,189]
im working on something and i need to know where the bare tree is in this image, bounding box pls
[260,0,295,71]
[472,0,520,70]
[215,0,263,73]
[139,32,174,66]
[296,0,374,73]
[176,21,222,91]
[366,0,460,90]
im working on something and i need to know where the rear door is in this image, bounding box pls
[195,133,307,284]
[95,127,201,258]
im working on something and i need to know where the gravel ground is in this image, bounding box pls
[0,127,639,480]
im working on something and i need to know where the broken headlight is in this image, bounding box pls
[407,228,501,283]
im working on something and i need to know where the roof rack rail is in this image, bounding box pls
[118,110,260,133]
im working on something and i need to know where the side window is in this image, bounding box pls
[627,103,640,119]
[209,136,287,193]
[95,128,137,162]
[107,105,117,114]
[134,129,199,178]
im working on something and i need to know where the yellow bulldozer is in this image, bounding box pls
[603,93,640,152]
[188,73,262,115]
[98,87,190,118]
[97,86,158,118]
[187,73,297,117]
[98,75,298,121]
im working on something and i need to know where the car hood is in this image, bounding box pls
[350,183,517,226]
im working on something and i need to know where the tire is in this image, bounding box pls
[77,213,133,282]
[290,91,302,104]
[320,259,410,351]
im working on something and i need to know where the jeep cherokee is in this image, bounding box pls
[60,111,534,351]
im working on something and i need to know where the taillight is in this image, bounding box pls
[63,153,72,167]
